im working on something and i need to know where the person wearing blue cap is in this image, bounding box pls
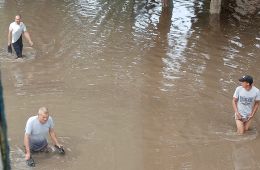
[232,75,260,134]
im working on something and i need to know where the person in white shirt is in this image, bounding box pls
[232,75,260,134]
[24,107,64,165]
[8,14,33,58]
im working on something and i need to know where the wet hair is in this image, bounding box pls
[38,107,49,115]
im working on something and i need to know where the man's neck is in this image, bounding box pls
[245,85,252,91]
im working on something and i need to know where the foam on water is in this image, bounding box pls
[215,128,258,142]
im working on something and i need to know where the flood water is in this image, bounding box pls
[0,0,260,169]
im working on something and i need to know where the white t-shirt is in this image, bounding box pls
[25,115,54,145]
[233,86,260,118]
[9,21,27,43]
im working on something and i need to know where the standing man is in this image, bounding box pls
[24,107,64,163]
[232,75,260,134]
[8,14,33,58]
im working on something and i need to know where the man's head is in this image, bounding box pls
[38,107,49,124]
[239,75,253,87]
[15,14,21,25]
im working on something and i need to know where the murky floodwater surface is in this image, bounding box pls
[0,0,260,169]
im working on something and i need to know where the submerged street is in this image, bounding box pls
[0,0,260,169]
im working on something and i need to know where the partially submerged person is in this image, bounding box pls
[232,75,260,134]
[24,107,64,166]
[8,14,33,58]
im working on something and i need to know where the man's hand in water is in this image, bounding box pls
[25,152,30,160]
[55,144,65,154]
[29,41,33,46]
[7,44,12,53]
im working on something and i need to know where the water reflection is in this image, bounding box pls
[162,0,195,86]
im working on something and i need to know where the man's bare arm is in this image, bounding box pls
[232,97,241,119]
[23,31,33,46]
[49,128,61,147]
[24,134,31,160]
[8,29,12,45]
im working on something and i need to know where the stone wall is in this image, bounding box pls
[221,0,260,20]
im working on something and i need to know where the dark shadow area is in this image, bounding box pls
[0,71,10,170]
[221,0,260,23]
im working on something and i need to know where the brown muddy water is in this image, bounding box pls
[0,0,260,169]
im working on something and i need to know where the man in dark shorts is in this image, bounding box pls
[8,14,33,58]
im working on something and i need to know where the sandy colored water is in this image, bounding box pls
[0,0,260,169]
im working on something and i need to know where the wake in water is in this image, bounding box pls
[209,121,258,142]
[216,128,258,142]
[10,136,73,169]
[0,47,37,62]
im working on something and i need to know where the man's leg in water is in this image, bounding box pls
[244,118,253,131]
[235,119,245,134]
[12,36,23,58]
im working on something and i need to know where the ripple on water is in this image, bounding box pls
[216,129,258,142]
[0,47,37,63]
[10,136,74,169]
[210,122,258,142]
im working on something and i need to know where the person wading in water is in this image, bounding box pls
[232,75,260,134]
[7,14,33,58]
[24,107,65,167]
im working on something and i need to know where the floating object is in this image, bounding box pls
[7,45,12,53]
[26,157,35,167]
[55,145,65,154]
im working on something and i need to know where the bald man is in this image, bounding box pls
[8,14,33,58]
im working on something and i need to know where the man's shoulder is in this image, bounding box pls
[47,116,53,124]
[20,22,25,26]
[251,86,260,96]
[27,115,37,122]
[252,86,259,91]
[9,22,15,27]
[9,22,25,27]
[235,86,243,91]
